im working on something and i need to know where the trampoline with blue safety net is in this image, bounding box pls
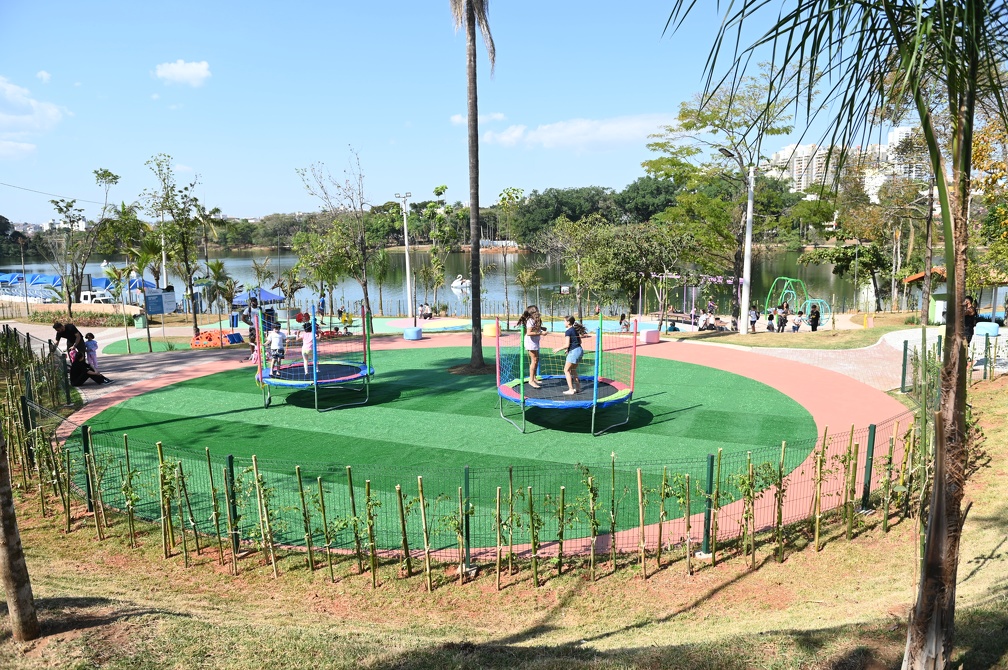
[496,315,637,436]
[254,306,374,411]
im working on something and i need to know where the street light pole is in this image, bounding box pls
[395,192,413,320]
[740,164,755,335]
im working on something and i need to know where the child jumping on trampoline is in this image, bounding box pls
[298,320,316,375]
[518,305,546,388]
[266,323,286,375]
[555,316,588,395]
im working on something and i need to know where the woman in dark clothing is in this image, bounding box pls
[69,358,113,386]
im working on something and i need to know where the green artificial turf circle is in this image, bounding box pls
[87,346,816,470]
[83,345,817,549]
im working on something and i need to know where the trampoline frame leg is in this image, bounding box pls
[263,383,272,409]
[592,400,632,437]
[316,374,371,413]
[499,396,526,433]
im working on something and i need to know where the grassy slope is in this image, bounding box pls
[2,361,1006,669]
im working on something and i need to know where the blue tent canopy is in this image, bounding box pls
[27,274,62,287]
[233,287,285,305]
[0,273,25,285]
[92,276,155,291]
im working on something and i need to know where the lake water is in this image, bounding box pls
[1,248,856,316]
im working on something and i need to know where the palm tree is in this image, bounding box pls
[251,257,275,299]
[204,259,232,328]
[450,0,495,368]
[134,235,163,290]
[196,204,223,265]
[665,2,1008,666]
[273,267,305,317]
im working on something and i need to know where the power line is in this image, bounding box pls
[0,180,105,206]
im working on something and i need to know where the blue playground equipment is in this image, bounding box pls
[763,277,832,326]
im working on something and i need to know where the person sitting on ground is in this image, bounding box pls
[266,323,286,375]
[52,321,86,363]
[342,326,350,336]
[68,357,112,386]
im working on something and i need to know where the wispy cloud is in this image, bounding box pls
[150,93,160,100]
[174,163,194,172]
[36,70,51,84]
[484,113,677,150]
[0,76,66,159]
[450,111,506,125]
[154,60,212,87]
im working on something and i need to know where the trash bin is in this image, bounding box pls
[134,314,147,329]
[230,312,240,328]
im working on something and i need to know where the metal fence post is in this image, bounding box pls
[702,454,714,554]
[81,425,94,513]
[900,341,909,393]
[860,424,877,510]
[226,454,240,554]
[61,353,71,405]
[463,465,471,572]
[18,395,35,469]
[984,334,990,380]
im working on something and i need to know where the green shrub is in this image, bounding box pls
[27,310,130,328]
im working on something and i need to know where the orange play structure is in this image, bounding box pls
[190,330,233,348]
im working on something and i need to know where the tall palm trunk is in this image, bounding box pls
[466,1,484,367]
[0,427,40,642]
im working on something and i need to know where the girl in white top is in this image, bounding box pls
[298,321,316,375]
[517,305,546,388]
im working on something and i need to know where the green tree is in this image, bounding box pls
[614,176,683,224]
[514,186,619,244]
[41,169,120,317]
[298,151,392,331]
[497,186,523,327]
[144,154,207,337]
[644,64,799,318]
[370,247,391,316]
[450,0,495,368]
[665,2,1008,664]
[204,259,233,325]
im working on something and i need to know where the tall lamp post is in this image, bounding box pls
[395,192,413,321]
[720,148,755,334]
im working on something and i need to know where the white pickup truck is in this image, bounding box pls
[79,290,115,305]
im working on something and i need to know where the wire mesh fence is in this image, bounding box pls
[31,399,916,563]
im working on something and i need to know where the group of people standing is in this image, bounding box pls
[517,305,587,396]
[746,302,821,334]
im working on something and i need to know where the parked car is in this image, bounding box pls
[79,290,115,305]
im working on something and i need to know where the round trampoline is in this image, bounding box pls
[255,305,374,411]
[496,316,638,435]
[497,375,632,409]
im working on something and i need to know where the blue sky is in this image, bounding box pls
[2,1,777,224]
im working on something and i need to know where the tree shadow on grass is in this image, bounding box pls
[0,596,190,642]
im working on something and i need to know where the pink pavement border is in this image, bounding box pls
[62,331,914,560]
